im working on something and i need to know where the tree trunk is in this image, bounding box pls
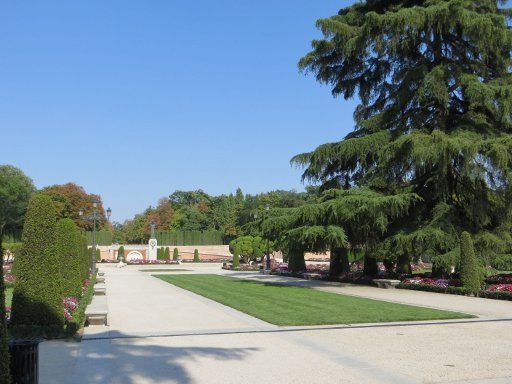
[329,247,349,277]
[363,252,378,276]
[288,247,306,273]
[396,254,411,274]
[0,232,12,384]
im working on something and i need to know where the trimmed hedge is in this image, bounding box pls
[173,248,178,261]
[397,283,512,301]
[54,219,83,298]
[460,231,482,291]
[11,193,63,335]
[164,247,170,260]
[156,230,224,246]
[232,247,240,270]
[193,249,200,262]
[117,246,125,261]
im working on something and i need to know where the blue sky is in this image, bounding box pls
[1,1,359,222]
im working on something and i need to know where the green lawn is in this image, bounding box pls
[156,274,472,326]
[5,287,13,307]
[140,269,190,272]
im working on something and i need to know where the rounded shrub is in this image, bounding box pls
[460,231,482,291]
[173,247,179,261]
[10,193,63,333]
[193,249,200,262]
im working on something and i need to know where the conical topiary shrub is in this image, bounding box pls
[117,245,125,262]
[173,247,179,261]
[11,193,63,333]
[95,248,101,262]
[164,247,170,260]
[54,218,82,298]
[460,231,482,291]
[232,247,240,270]
[193,249,200,262]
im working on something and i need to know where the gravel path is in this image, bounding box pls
[39,264,512,384]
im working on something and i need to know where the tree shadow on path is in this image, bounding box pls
[47,330,258,384]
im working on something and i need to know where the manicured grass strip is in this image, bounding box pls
[156,274,473,326]
[5,287,13,307]
[141,269,190,272]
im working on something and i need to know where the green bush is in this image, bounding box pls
[157,247,164,260]
[79,234,90,279]
[164,247,170,260]
[193,249,200,262]
[460,231,482,291]
[95,248,101,262]
[117,245,125,262]
[288,246,306,273]
[173,247,179,261]
[232,247,240,269]
[491,254,512,271]
[11,193,63,334]
[477,290,512,301]
[54,219,82,298]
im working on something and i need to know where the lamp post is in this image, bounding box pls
[265,204,271,270]
[79,200,104,276]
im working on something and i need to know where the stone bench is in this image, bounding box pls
[96,276,105,284]
[93,283,106,296]
[373,279,401,289]
[302,273,322,280]
[85,295,108,326]
[97,271,105,277]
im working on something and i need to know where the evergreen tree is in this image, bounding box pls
[193,249,200,262]
[117,245,125,262]
[173,247,179,260]
[95,248,101,262]
[164,247,170,260]
[295,1,512,273]
[11,193,63,333]
[460,231,482,291]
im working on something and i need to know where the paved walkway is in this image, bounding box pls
[40,264,512,384]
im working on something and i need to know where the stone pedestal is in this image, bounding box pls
[148,238,158,261]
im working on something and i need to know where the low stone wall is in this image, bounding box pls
[97,245,231,261]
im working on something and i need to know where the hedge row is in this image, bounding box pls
[156,230,223,246]
[397,283,512,301]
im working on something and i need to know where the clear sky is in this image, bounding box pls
[1,1,359,222]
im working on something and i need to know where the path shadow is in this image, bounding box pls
[42,329,258,384]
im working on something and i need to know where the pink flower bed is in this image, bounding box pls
[63,297,79,321]
[402,277,458,288]
[486,284,512,293]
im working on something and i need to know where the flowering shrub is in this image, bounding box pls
[486,284,512,293]
[402,277,461,287]
[485,274,512,285]
[63,297,79,321]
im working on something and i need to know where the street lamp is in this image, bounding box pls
[264,204,271,270]
[79,200,102,276]
[106,207,112,221]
